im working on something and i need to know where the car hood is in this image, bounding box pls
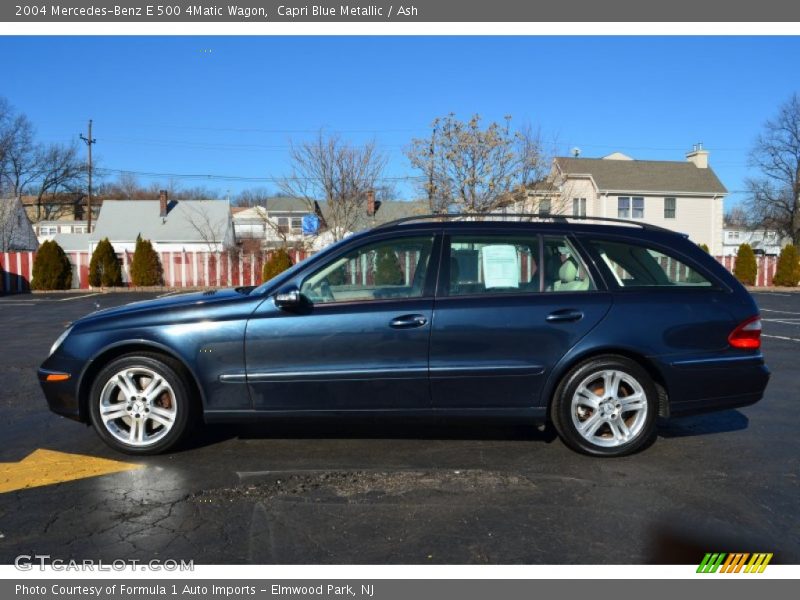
[78,288,256,323]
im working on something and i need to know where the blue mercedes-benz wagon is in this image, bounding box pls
[39,215,769,457]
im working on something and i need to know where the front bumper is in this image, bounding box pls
[38,354,86,422]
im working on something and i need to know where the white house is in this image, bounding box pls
[516,145,727,254]
[35,220,88,243]
[86,192,234,254]
[721,226,787,256]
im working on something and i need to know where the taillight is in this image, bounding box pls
[728,316,762,349]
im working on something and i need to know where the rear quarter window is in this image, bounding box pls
[586,239,713,288]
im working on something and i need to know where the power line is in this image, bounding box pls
[96,167,427,183]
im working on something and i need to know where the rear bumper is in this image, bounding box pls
[663,354,770,418]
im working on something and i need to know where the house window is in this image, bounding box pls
[539,198,552,216]
[618,197,630,219]
[728,231,740,240]
[572,198,587,217]
[664,197,676,219]
[291,217,302,233]
[619,196,644,219]
[632,197,644,219]
[277,217,289,234]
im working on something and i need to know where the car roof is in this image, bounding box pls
[365,214,688,242]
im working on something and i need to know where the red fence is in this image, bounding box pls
[0,251,785,293]
[1,249,311,293]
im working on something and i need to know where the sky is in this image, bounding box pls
[2,35,799,208]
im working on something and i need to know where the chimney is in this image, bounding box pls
[366,190,376,217]
[159,190,168,216]
[686,142,709,169]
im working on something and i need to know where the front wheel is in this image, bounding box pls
[89,353,193,455]
[551,355,657,457]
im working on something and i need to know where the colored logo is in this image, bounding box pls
[697,552,773,573]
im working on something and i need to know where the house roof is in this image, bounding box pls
[0,197,39,251]
[91,199,232,243]
[554,156,727,195]
[265,197,312,212]
[52,233,92,252]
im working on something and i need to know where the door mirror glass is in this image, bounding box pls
[274,285,303,309]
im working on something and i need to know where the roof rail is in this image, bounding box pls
[372,212,676,233]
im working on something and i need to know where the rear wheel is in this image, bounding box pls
[551,355,657,457]
[89,353,193,455]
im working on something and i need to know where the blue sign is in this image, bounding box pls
[301,214,320,235]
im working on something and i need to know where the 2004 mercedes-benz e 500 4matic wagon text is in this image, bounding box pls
[40,215,770,457]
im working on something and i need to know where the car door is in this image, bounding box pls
[244,232,440,411]
[429,231,612,409]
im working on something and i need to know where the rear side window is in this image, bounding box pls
[446,234,595,296]
[448,235,541,296]
[588,239,712,287]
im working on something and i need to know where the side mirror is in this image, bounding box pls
[274,285,303,310]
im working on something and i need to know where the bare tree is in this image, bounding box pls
[0,98,87,213]
[725,206,754,228]
[278,131,388,241]
[182,201,232,253]
[234,187,273,207]
[96,173,218,201]
[406,114,549,214]
[745,93,800,245]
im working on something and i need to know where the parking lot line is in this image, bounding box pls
[0,449,142,494]
[763,334,800,343]
[762,318,800,325]
[761,308,800,315]
[56,293,101,302]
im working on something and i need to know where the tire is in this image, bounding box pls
[88,353,194,455]
[551,355,657,457]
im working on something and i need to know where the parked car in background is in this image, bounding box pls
[40,214,769,457]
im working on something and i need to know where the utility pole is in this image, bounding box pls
[79,120,96,232]
[427,120,437,212]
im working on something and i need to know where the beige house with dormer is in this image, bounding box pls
[515,145,727,254]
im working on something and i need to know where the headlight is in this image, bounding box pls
[50,326,73,356]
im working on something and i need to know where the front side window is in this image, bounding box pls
[301,236,434,304]
[588,239,712,287]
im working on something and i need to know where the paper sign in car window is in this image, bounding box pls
[481,244,520,288]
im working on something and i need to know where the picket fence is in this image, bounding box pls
[0,249,311,293]
[0,250,783,294]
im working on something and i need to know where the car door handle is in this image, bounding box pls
[390,314,428,328]
[546,309,584,323]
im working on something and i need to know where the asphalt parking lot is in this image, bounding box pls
[0,290,798,565]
